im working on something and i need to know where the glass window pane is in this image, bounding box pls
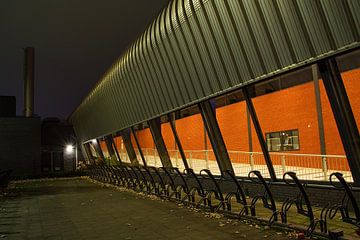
[175,106,220,174]
[132,127,160,167]
[99,139,109,158]
[113,136,131,164]
[215,95,255,176]
[160,119,187,171]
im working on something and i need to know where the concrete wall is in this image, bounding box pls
[0,117,41,176]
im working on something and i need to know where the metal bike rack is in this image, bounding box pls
[171,168,192,203]
[281,172,316,236]
[223,170,249,217]
[200,169,226,212]
[183,168,209,208]
[248,170,278,225]
[320,172,360,237]
[158,167,178,199]
[148,166,166,197]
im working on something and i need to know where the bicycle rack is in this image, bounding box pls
[223,170,249,217]
[281,172,317,236]
[124,166,138,190]
[113,165,126,186]
[248,170,278,225]
[158,167,178,199]
[133,166,150,193]
[148,166,166,197]
[200,169,226,212]
[141,166,157,194]
[183,168,210,208]
[128,166,145,192]
[172,168,193,203]
[109,166,119,185]
[320,172,360,238]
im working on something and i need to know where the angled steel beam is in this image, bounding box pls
[313,65,327,156]
[95,139,105,161]
[105,135,116,160]
[148,118,173,169]
[121,129,140,166]
[130,127,147,166]
[83,143,95,164]
[198,100,234,176]
[111,136,122,163]
[318,58,360,186]
[168,113,190,169]
[242,87,277,181]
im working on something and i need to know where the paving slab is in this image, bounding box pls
[0,178,297,240]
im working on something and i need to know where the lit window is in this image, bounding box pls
[265,129,299,152]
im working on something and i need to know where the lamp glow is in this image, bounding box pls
[65,144,74,154]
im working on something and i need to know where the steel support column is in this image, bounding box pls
[95,139,105,161]
[111,137,122,163]
[130,127,147,166]
[243,87,277,181]
[318,58,360,186]
[148,119,173,169]
[105,136,116,161]
[121,129,140,166]
[83,143,95,164]
[168,113,190,169]
[313,65,327,156]
[198,100,234,176]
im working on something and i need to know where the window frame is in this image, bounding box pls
[265,129,300,152]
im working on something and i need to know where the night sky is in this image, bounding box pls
[0,0,170,119]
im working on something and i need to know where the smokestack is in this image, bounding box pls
[23,47,34,117]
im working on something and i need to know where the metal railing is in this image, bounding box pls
[124,148,352,182]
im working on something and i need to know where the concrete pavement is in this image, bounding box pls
[0,178,297,240]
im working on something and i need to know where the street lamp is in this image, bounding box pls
[65,144,74,154]
[65,144,78,170]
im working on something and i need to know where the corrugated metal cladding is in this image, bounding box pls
[70,0,360,143]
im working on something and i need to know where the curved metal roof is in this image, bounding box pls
[70,0,360,143]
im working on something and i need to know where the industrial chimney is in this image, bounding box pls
[23,47,34,117]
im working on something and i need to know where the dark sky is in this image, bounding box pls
[0,0,170,119]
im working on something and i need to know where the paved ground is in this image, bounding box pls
[0,178,297,240]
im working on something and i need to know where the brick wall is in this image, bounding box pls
[106,68,359,172]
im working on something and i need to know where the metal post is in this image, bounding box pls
[111,137,122,163]
[148,118,173,169]
[198,100,234,176]
[75,144,78,170]
[95,139,105,161]
[204,126,209,169]
[189,151,193,169]
[281,155,286,174]
[313,65,327,156]
[130,127,147,166]
[83,143,94,164]
[121,129,140,166]
[168,113,190,169]
[105,135,116,163]
[318,58,360,186]
[321,156,328,181]
[246,105,253,162]
[243,87,277,181]
[175,151,178,167]
[250,153,254,171]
